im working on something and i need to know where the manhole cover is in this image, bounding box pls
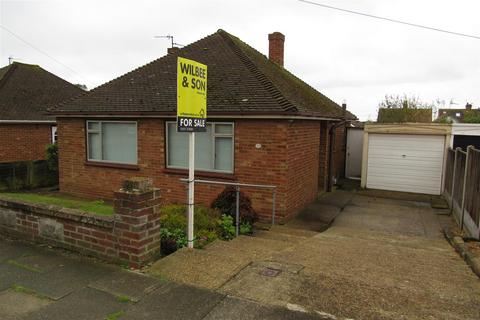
[261,267,282,277]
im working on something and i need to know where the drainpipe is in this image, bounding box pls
[327,103,348,192]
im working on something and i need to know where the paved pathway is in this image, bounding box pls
[150,191,480,320]
[0,236,325,320]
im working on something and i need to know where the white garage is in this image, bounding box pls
[361,124,451,195]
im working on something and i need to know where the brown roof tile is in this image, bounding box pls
[0,62,84,121]
[51,30,355,120]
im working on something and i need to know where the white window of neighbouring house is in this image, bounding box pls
[166,122,234,173]
[51,126,58,144]
[86,121,137,164]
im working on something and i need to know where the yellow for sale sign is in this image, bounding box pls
[177,57,207,132]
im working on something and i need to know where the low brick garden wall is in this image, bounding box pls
[0,178,161,268]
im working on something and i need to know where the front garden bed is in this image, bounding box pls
[159,186,258,256]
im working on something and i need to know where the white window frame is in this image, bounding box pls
[166,121,235,174]
[86,120,138,165]
[51,126,58,144]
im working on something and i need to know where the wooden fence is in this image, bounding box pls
[444,146,480,239]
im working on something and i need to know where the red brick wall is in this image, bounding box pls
[58,118,326,221]
[318,121,329,191]
[0,186,161,268]
[59,118,297,220]
[286,121,320,218]
[0,124,53,163]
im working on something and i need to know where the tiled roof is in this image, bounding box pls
[0,62,83,121]
[51,30,355,120]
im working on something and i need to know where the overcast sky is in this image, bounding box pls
[1,0,480,120]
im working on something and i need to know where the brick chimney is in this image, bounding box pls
[268,32,285,66]
[466,103,472,110]
[168,47,180,55]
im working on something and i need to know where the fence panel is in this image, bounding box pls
[452,150,466,210]
[444,149,455,197]
[464,149,480,227]
[0,160,58,191]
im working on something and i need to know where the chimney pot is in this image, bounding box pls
[268,32,285,67]
[168,47,180,55]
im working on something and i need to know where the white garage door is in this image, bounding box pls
[367,134,445,195]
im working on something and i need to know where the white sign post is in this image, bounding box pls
[177,57,207,249]
[187,132,195,248]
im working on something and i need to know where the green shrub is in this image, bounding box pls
[218,214,235,240]
[239,221,252,235]
[159,204,221,255]
[45,143,58,172]
[160,204,187,230]
[160,228,187,255]
[195,229,218,248]
[211,187,258,225]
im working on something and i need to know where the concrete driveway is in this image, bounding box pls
[150,191,480,320]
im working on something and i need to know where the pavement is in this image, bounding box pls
[149,190,480,320]
[0,236,328,320]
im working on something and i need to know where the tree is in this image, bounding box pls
[463,110,480,123]
[377,94,435,123]
[378,94,434,109]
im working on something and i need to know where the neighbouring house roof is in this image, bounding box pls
[50,29,356,120]
[438,108,480,123]
[0,62,84,121]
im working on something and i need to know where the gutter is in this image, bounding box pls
[0,120,56,124]
[52,113,346,122]
[327,103,351,192]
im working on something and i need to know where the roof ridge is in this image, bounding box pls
[217,30,298,113]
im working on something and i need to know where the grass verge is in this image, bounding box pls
[0,192,113,216]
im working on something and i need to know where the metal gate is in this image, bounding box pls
[345,128,363,179]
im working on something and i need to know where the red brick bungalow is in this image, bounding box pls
[50,30,356,221]
[0,62,83,163]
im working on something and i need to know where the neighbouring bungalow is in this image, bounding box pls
[0,62,83,163]
[49,30,356,221]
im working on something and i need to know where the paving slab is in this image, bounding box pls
[7,251,72,273]
[0,238,37,262]
[14,257,115,300]
[0,289,52,320]
[203,296,327,320]
[23,287,126,320]
[0,262,38,291]
[89,269,162,302]
[123,281,225,320]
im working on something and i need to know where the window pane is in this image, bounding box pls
[88,133,101,160]
[195,124,213,171]
[215,124,233,134]
[167,123,188,168]
[102,123,137,164]
[87,122,100,131]
[215,137,233,172]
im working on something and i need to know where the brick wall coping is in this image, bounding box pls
[0,196,114,229]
